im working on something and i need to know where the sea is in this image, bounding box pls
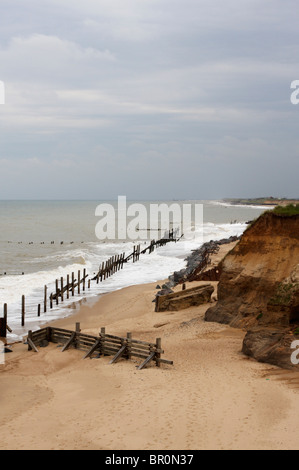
[0,200,272,342]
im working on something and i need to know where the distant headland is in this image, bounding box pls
[223,197,299,207]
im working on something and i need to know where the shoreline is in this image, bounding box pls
[1,242,299,450]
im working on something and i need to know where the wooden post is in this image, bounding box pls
[72,272,75,296]
[55,279,59,305]
[0,304,7,338]
[110,257,113,275]
[100,262,104,281]
[4,303,7,327]
[67,274,70,299]
[60,277,64,302]
[127,332,132,360]
[78,270,81,294]
[38,304,41,317]
[27,330,38,352]
[83,269,86,291]
[44,285,47,313]
[100,327,106,355]
[75,322,81,350]
[21,295,25,327]
[156,338,161,368]
[50,293,53,309]
[155,295,160,312]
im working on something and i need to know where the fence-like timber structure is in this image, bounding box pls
[27,323,173,370]
[1,229,181,335]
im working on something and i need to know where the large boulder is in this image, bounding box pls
[242,327,299,370]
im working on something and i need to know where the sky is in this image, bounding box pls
[0,0,298,200]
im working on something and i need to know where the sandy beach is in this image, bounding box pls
[1,242,299,451]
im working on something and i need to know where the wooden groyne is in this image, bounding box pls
[2,230,181,332]
[27,324,173,370]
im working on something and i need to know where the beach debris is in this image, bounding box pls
[155,284,214,312]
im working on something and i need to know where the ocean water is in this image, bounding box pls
[0,200,270,342]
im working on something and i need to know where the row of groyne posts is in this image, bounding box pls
[0,229,181,338]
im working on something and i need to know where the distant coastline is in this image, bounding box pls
[223,197,299,207]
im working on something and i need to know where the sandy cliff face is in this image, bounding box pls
[205,212,299,330]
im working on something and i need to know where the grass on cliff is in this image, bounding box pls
[268,282,298,306]
[272,204,299,216]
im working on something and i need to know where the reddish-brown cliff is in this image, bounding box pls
[205,212,299,329]
[205,211,299,368]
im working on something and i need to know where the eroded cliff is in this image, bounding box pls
[205,211,299,328]
[205,211,299,368]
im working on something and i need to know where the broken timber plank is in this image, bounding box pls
[137,351,156,370]
[83,338,102,359]
[109,344,127,364]
[27,338,39,353]
[61,332,76,352]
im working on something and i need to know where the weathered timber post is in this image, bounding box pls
[27,330,32,351]
[100,262,104,281]
[100,327,106,355]
[38,304,41,317]
[155,294,160,312]
[75,322,81,349]
[72,272,75,296]
[78,270,81,294]
[83,269,86,291]
[55,279,59,305]
[3,303,7,329]
[127,332,132,360]
[0,304,7,338]
[50,294,53,309]
[60,277,64,302]
[67,274,70,299]
[44,285,47,313]
[110,257,113,274]
[21,295,25,326]
[156,338,162,368]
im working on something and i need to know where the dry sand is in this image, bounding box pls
[1,243,299,450]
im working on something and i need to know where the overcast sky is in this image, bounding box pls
[0,0,298,200]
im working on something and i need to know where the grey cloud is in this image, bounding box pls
[0,0,298,199]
